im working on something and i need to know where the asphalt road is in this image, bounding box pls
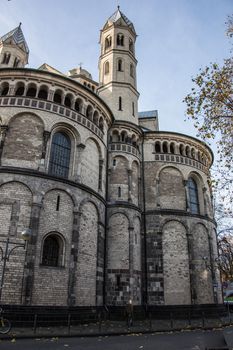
[0,329,227,350]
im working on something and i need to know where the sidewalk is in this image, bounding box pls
[1,316,233,340]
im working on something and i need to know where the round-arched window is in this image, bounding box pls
[188,178,199,214]
[42,234,63,267]
[49,132,71,178]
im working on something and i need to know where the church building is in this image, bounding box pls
[0,8,222,307]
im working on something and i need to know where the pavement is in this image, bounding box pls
[1,316,233,341]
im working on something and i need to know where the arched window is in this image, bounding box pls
[130,64,134,77]
[38,86,48,100]
[105,35,112,50]
[15,83,25,96]
[170,143,175,154]
[162,142,168,153]
[2,53,11,64]
[188,178,199,214]
[42,234,64,267]
[75,98,83,113]
[104,61,109,74]
[155,142,161,153]
[117,33,124,46]
[13,57,20,68]
[53,90,62,104]
[49,132,71,178]
[64,94,72,108]
[93,111,99,125]
[117,59,123,71]
[86,105,93,119]
[1,83,9,96]
[129,38,134,53]
[119,96,122,111]
[26,84,37,97]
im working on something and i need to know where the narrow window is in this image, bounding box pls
[129,38,134,53]
[162,143,168,153]
[118,186,121,198]
[117,59,122,71]
[132,102,135,116]
[155,142,161,153]
[118,96,122,111]
[130,64,134,77]
[113,159,116,166]
[105,36,112,50]
[188,178,199,214]
[49,132,71,178]
[170,143,175,154]
[13,57,20,68]
[56,195,60,211]
[104,61,109,74]
[117,34,124,46]
[42,234,63,267]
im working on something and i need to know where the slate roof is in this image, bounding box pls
[1,24,29,54]
[107,7,136,34]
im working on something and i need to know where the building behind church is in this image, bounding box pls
[0,9,222,307]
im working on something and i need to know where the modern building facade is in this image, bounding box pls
[0,9,222,307]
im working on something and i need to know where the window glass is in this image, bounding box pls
[188,178,199,214]
[42,235,61,267]
[49,132,71,178]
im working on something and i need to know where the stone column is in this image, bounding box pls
[39,131,51,171]
[75,143,86,182]
[48,90,55,101]
[128,169,132,203]
[208,234,217,303]
[96,221,105,306]
[22,195,42,305]
[187,233,196,304]
[67,207,80,306]
[203,187,207,216]
[184,180,190,212]
[98,159,104,191]
[129,225,134,301]
[155,178,160,207]
[9,84,15,95]
[0,125,8,165]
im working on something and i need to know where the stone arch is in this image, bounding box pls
[162,220,191,305]
[80,137,101,191]
[158,166,186,210]
[26,82,37,97]
[74,97,83,113]
[38,84,49,100]
[53,88,63,104]
[0,181,33,303]
[191,223,213,304]
[93,110,99,125]
[76,201,99,305]
[2,112,44,169]
[15,81,25,96]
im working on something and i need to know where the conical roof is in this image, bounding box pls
[105,7,136,34]
[0,23,29,54]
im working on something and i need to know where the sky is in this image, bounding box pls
[0,0,232,138]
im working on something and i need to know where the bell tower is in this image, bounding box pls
[98,7,139,124]
[0,23,29,69]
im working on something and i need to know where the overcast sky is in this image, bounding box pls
[0,0,232,137]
